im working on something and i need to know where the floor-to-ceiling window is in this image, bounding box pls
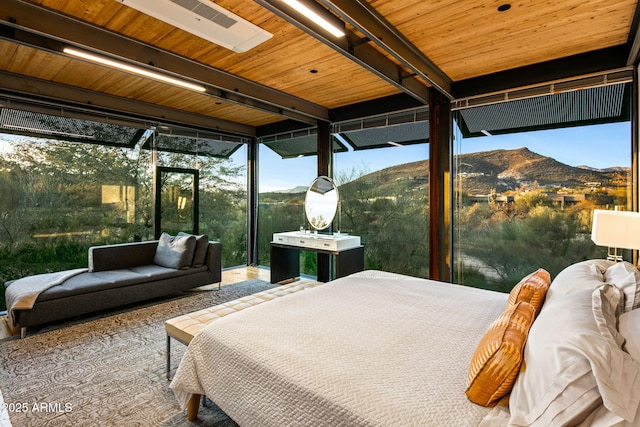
[0,100,248,310]
[333,108,430,278]
[452,81,632,292]
[257,128,319,275]
[150,127,248,267]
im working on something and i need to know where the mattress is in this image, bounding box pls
[171,270,508,426]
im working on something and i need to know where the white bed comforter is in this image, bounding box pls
[170,270,508,426]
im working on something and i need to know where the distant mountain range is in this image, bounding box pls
[454,147,629,194]
[269,185,308,194]
[263,147,629,197]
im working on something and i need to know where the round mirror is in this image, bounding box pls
[305,176,339,230]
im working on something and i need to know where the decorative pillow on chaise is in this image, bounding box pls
[153,232,196,270]
[507,284,640,426]
[466,301,536,407]
[507,268,550,315]
[177,232,209,267]
[544,259,613,306]
[604,261,640,313]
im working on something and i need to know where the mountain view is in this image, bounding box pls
[455,147,628,195]
[344,147,628,197]
[260,147,629,199]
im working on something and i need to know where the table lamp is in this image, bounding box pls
[591,209,640,261]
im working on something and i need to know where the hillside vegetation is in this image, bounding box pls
[260,147,624,289]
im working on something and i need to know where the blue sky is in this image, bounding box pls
[255,121,631,192]
[1,121,630,193]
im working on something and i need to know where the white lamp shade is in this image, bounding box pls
[591,209,640,250]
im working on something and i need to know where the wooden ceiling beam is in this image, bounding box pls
[0,71,256,136]
[319,0,453,99]
[255,0,431,104]
[0,0,328,124]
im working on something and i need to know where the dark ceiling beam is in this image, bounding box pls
[319,0,453,99]
[453,46,629,99]
[257,93,424,135]
[255,0,431,104]
[256,120,315,138]
[0,72,257,136]
[0,0,328,124]
[627,1,640,66]
[329,93,424,123]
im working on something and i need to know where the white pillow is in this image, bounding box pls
[508,285,640,426]
[619,309,640,362]
[604,261,640,312]
[544,259,612,306]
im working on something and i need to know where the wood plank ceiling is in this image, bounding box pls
[0,0,638,138]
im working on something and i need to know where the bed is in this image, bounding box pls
[170,264,640,426]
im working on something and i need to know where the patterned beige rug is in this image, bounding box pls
[0,279,273,426]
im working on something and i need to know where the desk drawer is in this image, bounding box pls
[317,239,337,250]
[291,237,318,248]
[272,234,289,244]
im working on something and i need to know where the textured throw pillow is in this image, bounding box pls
[545,259,612,306]
[604,261,640,313]
[466,301,536,407]
[153,232,196,270]
[177,232,209,267]
[620,309,640,362]
[507,268,550,315]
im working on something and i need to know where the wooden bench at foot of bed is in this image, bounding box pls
[164,280,324,381]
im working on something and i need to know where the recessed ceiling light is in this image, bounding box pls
[497,4,511,12]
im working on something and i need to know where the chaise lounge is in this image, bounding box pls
[5,233,221,338]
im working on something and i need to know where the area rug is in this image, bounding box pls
[0,279,274,427]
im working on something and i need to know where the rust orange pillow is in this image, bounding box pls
[466,301,536,407]
[507,268,550,315]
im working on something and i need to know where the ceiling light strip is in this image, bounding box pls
[281,0,345,37]
[63,47,207,93]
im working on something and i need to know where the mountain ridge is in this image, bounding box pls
[343,147,628,196]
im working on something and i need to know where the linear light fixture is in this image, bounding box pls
[63,47,207,92]
[281,0,345,37]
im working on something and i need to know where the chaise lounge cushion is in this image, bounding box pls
[6,239,222,334]
[154,233,197,270]
[33,265,206,302]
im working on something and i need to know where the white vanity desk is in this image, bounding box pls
[272,231,361,251]
[271,176,364,283]
[270,231,364,283]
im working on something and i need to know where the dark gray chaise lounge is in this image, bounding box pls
[5,238,221,337]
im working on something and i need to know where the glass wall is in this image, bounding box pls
[0,103,248,310]
[150,130,248,267]
[257,131,317,274]
[333,109,430,278]
[452,83,631,292]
